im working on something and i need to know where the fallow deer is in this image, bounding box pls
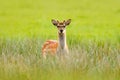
[42,19,71,59]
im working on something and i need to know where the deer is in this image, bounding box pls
[42,19,71,59]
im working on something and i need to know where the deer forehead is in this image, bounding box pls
[57,22,65,26]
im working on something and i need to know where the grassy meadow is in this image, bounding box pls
[0,0,120,80]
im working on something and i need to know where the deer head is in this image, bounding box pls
[51,19,71,34]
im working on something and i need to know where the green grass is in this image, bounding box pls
[0,39,120,80]
[0,0,120,80]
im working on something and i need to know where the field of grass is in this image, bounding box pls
[0,0,120,80]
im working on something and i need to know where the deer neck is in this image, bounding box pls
[58,30,67,49]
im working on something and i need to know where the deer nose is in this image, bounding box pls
[60,30,63,33]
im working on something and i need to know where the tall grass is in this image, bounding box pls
[0,38,120,80]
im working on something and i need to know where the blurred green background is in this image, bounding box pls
[0,0,120,42]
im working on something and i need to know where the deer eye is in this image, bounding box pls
[57,26,60,28]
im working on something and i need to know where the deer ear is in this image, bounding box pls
[51,19,58,26]
[65,19,71,26]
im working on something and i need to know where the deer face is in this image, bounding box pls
[52,19,71,34]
